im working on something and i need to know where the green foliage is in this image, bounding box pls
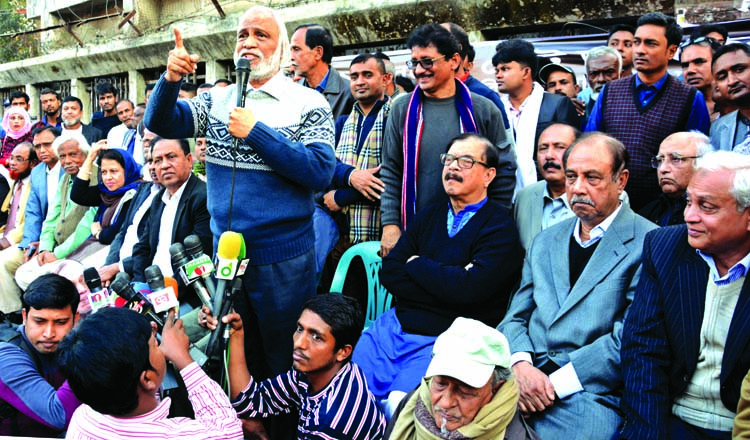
[0,0,39,63]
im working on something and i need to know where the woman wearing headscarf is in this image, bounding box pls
[1,107,33,160]
[68,141,143,263]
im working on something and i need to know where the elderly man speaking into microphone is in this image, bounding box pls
[145,5,336,387]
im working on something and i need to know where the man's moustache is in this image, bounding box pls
[570,195,595,207]
[542,161,562,171]
[444,173,463,182]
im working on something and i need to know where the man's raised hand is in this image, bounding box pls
[166,28,200,82]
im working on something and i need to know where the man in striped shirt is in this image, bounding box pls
[224,294,386,439]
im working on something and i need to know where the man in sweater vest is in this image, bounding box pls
[619,151,750,440]
[586,13,710,211]
[354,133,523,415]
[498,133,656,439]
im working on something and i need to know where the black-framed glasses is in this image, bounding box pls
[406,55,445,71]
[651,154,701,168]
[440,153,489,169]
[679,36,718,49]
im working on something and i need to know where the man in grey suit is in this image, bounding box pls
[291,24,355,120]
[513,123,578,250]
[499,132,656,439]
[710,43,750,151]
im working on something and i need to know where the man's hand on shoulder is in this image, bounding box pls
[513,361,556,414]
[166,28,200,82]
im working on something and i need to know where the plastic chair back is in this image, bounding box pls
[330,241,393,329]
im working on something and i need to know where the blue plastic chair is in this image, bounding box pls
[330,241,393,329]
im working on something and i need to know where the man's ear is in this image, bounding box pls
[140,369,159,392]
[484,167,497,188]
[313,45,324,62]
[335,344,353,363]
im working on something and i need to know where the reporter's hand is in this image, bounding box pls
[380,224,401,258]
[166,28,200,82]
[160,310,193,370]
[350,165,384,201]
[513,361,556,414]
[228,107,257,139]
[97,263,119,288]
[222,311,244,338]
[197,305,218,331]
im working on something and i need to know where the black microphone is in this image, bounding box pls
[182,235,217,298]
[170,243,213,312]
[144,265,180,320]
[235,57,251,109]
[84,267,110,312]
[110,272,164,329]
[204,278,242,364]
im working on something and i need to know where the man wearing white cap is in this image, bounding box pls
[385,317,538,439]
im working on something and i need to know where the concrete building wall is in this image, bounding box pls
[1,0,746,121]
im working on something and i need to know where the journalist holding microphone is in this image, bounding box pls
[145,4,336,388]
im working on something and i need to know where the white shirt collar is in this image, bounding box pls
[573,203,622,248]
[161,177,189,204]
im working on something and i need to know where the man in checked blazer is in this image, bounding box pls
[618,150,750,440]
[499,132,656,439]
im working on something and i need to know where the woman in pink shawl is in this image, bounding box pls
[1,107,33,160]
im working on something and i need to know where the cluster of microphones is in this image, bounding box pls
[83,231,249,382]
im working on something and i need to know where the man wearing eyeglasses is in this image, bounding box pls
[354,133,523,415]
[0,126,62,319]
[586,13,711,212]
[639,132,713,227]
[379,23,515,258]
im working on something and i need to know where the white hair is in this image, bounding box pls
[695,150,750,210]
[52,131,90,156]
[234,6,290,80]
[585,46,622,75]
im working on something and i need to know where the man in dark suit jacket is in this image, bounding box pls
[291,24,354,120]
[493,39,579,191]
[619,150,750,440]
[130,137,211,308]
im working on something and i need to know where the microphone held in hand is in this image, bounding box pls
[235,57,252,109]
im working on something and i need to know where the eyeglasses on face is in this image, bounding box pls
[440,153,489,169]
[650,154,701,168]
[406,55,446,71]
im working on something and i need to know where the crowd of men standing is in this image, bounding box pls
[1,5,750,440]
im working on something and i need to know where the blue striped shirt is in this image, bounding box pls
[696,250,750,286]
[232,362,385,439]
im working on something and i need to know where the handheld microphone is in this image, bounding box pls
[183,235,217,298]
[84,267,110,312]
[145,265,179,317]
[204,278,243,363]
[214,231,243,314]
[235,57,251,109]
[110,272,164,329]
[170,242,213,313]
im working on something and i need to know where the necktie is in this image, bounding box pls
[5,180,22,237]
[123,129,136,156]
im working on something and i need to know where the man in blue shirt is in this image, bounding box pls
[585,12,710,210]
